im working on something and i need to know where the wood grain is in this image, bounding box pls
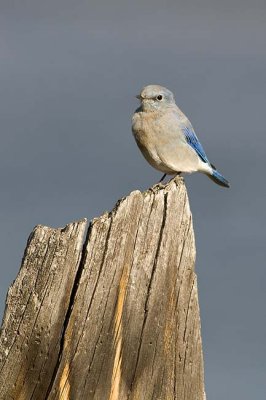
[0,177,206,400]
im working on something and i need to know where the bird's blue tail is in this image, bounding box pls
[209,169,230,188]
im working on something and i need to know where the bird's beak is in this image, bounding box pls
[136,94,141,100]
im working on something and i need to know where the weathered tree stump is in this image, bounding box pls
[0,177,206,400]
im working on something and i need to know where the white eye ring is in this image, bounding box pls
[157,95,163,101]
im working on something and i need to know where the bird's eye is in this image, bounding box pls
[157,95,163,101]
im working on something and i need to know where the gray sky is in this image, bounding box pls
[0,1,265,398]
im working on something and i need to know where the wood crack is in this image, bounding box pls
[43,222,90,399]
[130,191,168,390]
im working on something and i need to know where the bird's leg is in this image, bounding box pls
[159,173,167,182]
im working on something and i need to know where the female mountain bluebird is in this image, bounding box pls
[132,84,229,188]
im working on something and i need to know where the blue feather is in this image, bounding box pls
[182,125,210,164]
[211,169,230,188]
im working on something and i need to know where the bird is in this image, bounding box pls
[132,84,229,188]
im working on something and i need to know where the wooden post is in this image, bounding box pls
[0,177,206,400]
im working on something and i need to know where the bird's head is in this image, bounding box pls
[136,85,175,112]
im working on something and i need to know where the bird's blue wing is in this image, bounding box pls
[181,124,210,164]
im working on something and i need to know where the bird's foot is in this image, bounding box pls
[151,174,167,192]
[169,172,182,183]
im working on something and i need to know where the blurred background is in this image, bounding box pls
[0,1,265,398]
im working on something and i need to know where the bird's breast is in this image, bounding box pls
[132,111,164,146]
[132,111,176,173]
